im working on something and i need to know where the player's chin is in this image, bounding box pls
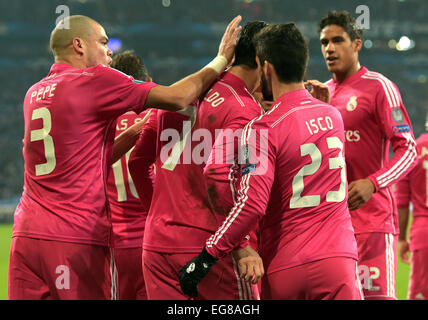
[326,64,340,74]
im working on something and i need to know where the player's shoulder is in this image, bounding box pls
[323,101,345,121]
[360,68,399,90]
[215,79,259,107]
[360,68,403,108]
[88,64,141,85]
[25,82,42,97]
[249,100,284,128]
[262,97,340,128]
[89,64,126,77]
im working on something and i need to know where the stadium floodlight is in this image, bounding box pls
[107,38,122,53]
[396,36,415,51]
[364,39,373,49]
[388,39,397,49]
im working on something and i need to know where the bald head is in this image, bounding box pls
[49,15,112,68]
[50,15,100,59]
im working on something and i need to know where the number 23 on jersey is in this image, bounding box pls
[290,136,346,209]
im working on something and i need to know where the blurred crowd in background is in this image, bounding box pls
[0,0,427,202]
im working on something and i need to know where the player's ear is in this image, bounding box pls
[72,37,85,56]
[264,60,272,79]
[353,38,363,52]
[147,76,153,83]
[255,56,262,69]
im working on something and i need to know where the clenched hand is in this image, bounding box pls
[348,178,375,211]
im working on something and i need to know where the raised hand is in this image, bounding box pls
[217,15,243,65]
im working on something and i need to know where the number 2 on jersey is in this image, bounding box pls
[30,107,56,176]
[290,137,346,208]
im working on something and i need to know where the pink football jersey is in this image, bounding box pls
[13,62,156,246]
[132,72,264,253]
[396,133,428,251]
[107,111,151,249]
[205,89,358,275]
[327,66,417,235]
[128,109,158,213]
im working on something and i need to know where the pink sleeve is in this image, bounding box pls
[204,105,264,250]
[128,109,158,212]
[93,65,158,120]
[395,172,411,209]
[368,81,417,191]
[205,121,275,259]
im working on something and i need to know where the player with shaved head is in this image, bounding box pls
[49,15,104,63]
[8,14,242,299]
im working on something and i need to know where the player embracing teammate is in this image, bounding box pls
[9,9,418,301]
[180,12,417,300]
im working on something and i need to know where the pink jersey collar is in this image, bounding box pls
[48,62,79,76]
[331,66,368,86]
[48,62,106,78]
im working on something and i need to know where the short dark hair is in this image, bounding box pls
[318,10,363,41]
[232,21,268,69]
[111,50,150,81]
[254,23,308,84]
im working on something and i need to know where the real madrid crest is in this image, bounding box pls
[346,96,358,111]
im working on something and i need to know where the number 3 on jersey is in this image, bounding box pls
[290,137,346,208]
[31,107,56,176]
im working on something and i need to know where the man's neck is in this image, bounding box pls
[55,56,87,69]
[273,81,305,101]
[333,62,361,83]
[228,65,258,93]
